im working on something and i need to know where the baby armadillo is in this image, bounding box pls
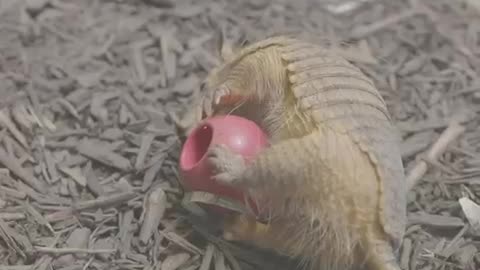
[196,36,406,270]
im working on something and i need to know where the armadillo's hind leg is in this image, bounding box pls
[365,236,402,270]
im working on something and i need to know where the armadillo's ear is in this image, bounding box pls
[220,39,234,62]
[206,15,236,62]
[213,27,234,62]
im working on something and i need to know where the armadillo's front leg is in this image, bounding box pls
[207,132,320,193]
[206,144,248,186]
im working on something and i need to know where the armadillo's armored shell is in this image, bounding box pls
[275,37,407,251]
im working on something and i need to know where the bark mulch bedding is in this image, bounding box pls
[0,0,480,270]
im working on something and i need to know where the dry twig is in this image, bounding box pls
[406,120,466,190]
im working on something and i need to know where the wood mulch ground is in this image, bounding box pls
[0,0,479,269]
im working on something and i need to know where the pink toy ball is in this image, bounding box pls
[179,115,269,216]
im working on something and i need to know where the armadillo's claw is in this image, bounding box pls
[201,84,232,117]
[207,144,246,187]
[201,94,214,118]
[212,172,242,186]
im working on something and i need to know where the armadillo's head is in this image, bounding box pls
[197,39,287,139]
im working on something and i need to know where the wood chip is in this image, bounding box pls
[77,140,132,172]
[0,147,46,193]
[58,166,87,187]
[454,244,477,267]
[56,227,92,266]
[406,121,466,190]
[163,231,204,255]
[84,161,104,197]
[350,9,419,39]
[213,247,227,270]
[0,212,26,221]
[139,186,167,244]
[408,212,465,229]
[0,110,28,149]
[142,156,165,191]
[0,185,27,199]
[0,218,32,259]
[73,192,137,211]
[159,29,177,83]
[161,252,190,270]
[199,243,215,270]
[135,133,155,171]
[33,247,115,255]
[23,202,54,234]
[459,197,480,232]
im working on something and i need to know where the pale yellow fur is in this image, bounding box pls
[197,36,405,270]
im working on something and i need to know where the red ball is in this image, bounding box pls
[179,115,268,215]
